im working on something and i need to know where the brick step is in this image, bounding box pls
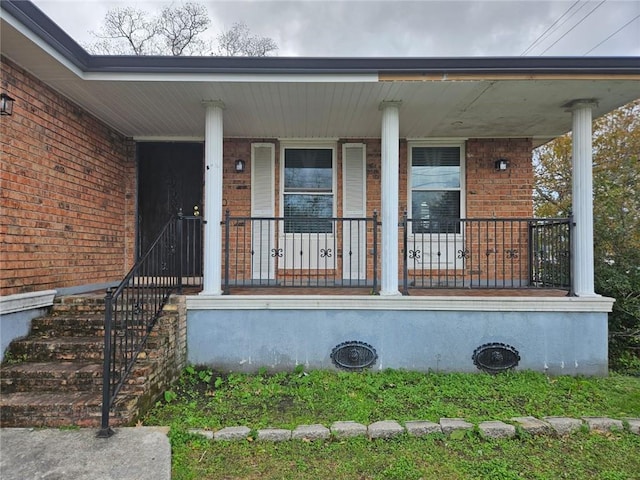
[8,337,168,363]
[52,302,168,313]
[52,297,106,314]
[31,319,166,335]
[31,315,106,337]
[32,313,171,338]
[53,292,175,313]
[0,360,158,393]
[1,293,184,429]
[8,337,105,362]
[0,391,137,428]
[0,362,103,393]
[52,302,160,315]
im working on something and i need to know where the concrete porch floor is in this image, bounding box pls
[187,286,571,297]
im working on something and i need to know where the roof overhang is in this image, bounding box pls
[2,0,639,144]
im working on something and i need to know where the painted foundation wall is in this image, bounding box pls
[187,309,608,376]
[0,308,45,361]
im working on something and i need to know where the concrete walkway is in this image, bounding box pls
[0,427,170,480]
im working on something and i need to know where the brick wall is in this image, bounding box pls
[127,295,187,419]
[466,138,534,218]
[465,138,534,282]
[219,137,533,220]
[220,137,534,285]
[0,57,136,296]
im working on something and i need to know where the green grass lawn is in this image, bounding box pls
[143,368,640,479]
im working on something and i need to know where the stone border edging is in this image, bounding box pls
[188,416,639,442]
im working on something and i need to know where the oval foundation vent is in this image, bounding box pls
[472,342,520,373]
[330,341,377,371]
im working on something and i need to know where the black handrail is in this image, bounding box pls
[98,212,202,437]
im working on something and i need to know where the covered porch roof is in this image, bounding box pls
[2,0,639,145]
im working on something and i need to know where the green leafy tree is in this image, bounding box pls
[534,99,640,371]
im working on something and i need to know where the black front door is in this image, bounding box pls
[137,142,203,275]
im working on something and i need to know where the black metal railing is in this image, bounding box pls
[403,216,571,292]
[223,211,379,291]
[181,213,204,282]
[98,212,202,437]
[529,218,572,289]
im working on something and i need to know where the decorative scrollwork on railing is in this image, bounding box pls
[320,248,332,258]
[408,249,421,259]
[505,249,519,259]
[132,303,143,315]
[161,261,168,271]
[457,248,470,259]
[270,248,283,258]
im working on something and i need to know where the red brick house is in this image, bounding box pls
[2,0,639,377]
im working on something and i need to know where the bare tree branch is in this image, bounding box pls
[87,7,160,55]
[86,3,278,57]
[157,2,210,56]
[217,22,278,57]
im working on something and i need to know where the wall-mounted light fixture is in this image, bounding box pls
[494,158,509,171]
[235,159,245,173]
[1,93,15,116]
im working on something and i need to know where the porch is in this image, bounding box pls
[184,211,608,376]
[181,214,572,295]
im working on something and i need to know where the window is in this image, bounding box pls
[283,148,333,233]
[410,146,462,234]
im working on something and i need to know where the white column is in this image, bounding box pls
[379,101,402,296]
[568,99,598,297]
[201,101,225,295]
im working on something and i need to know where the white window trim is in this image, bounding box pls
[279,142,338,221]
[407,140,466,236]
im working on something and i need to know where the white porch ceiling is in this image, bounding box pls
[2,14,639,145]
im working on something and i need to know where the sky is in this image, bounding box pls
[31,0,640,57]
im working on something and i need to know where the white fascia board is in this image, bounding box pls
[278,138,340,145]
[0,290,57,315]
[186,294,615,313]
[2,10,84,79]
[532,135,556,146]
[406,137,469,143]
[82,72,380,83]
[135,136,205,142]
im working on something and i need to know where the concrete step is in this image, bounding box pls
[0,362,103,393]
[0,391,137,428]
